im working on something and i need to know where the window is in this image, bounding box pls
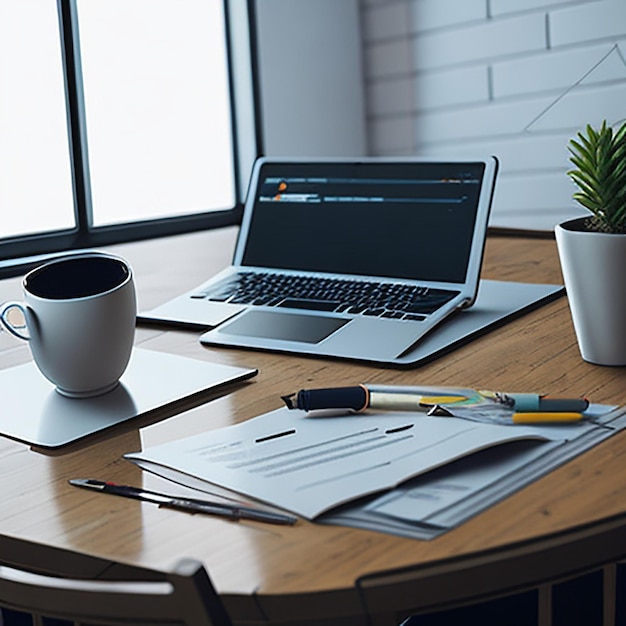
[0,0,258,275]
[0,0,75,240]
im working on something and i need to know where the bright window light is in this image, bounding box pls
[75,0,236,226]
[0,0,76,238]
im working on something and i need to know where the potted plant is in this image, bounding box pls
[555,119,626,365]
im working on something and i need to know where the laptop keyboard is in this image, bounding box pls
[192,272,460,321]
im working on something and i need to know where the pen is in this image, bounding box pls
[511,412,584,423]
[281,384,469,413]
[69,479,297,526]
[505,393,589,413]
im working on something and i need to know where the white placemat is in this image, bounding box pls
[0,348,256,448]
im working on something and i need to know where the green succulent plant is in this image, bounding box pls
[567,119,626,234]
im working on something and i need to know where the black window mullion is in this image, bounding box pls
[58,0,90,237]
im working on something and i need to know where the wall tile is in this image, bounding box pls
[489,206,587,230]
[494,171,576,212]
[413,98,550,145]
[491,0,592,18]
[370,144,418,156]
[364,38,414,79]
[490,169,590,231]
[362,0,402,6]
[489,170,588,230]
[550,0,626,47]
[413,81,626,145]
[369,114,416,153]
[492,40,626,98]
[411,12,547,71]
[410,0,487,33]
[414,65,490,110]
[362,1,411,42]
[524,82,626,132]
[367,76,415,115]
[414,132,572,172]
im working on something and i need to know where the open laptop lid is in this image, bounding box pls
[232,156,499,304]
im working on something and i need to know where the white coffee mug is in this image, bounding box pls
[0,252,136,398]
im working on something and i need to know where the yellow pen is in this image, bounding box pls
[512,412,584,424]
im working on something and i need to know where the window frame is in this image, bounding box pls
[0,0,261,276]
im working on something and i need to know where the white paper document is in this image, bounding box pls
[364,439,558,522]
[319,404,625,539]
[124,407,598,519]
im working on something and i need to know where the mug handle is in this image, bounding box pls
[0,302,30,340]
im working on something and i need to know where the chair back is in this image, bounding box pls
[0,540,232,626]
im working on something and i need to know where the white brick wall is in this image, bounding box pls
[360,0,626,231]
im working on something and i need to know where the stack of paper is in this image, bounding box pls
[125,404,625,539]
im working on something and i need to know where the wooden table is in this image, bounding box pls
[1,226,625,626]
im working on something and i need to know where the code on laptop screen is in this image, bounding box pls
[240,161,487,284]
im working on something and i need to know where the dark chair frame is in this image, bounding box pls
[0,537,232,626]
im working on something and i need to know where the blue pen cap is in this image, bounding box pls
[508,393,541,412]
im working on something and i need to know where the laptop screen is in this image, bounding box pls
[240,161,486,284]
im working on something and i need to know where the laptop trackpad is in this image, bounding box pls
[218,310,348,343]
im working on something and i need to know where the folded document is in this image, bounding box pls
[125,403,625,537]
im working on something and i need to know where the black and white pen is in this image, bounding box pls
[69,478,297,526]
[281,384,471,413]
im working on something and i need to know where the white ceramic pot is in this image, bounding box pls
[555,217,626,366]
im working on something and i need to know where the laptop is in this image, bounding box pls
[139,156,499,364]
